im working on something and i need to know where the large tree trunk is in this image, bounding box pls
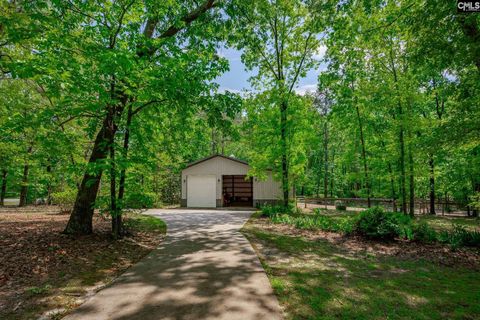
[64,115,114,234]
[280,100,289,207]
[355,104,371,208]
[0,169,7,206]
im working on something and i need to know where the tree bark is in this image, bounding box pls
[115,104,134,238]
[408,143,415,217]
[19,146,32,207]
[110,141,119,239]
[64,114,115,234]
[355,104,371,207]
[389,50,407,214]
[18,163,29,207]
[429,155,436,215]
[46,163,52,205]
[330,148,335,197]
[0,169,7,206]
[323,120,329,199]
[280,100,289,207]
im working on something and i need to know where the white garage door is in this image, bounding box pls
[187,175,216,208]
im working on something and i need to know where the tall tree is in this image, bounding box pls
[229,0,327,206]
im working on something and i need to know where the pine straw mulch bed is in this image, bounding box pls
[0,210,165,320]
[248,217,480,271]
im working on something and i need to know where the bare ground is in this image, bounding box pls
[0,209,165,320]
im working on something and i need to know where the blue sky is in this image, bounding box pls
[215,47,327,95]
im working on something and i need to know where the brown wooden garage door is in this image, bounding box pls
[222,175,253,207]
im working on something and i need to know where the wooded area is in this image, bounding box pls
[1,1,479,238]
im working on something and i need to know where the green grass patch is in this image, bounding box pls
[417,215,480,232]
[243,223,480,320]
[124,212,167,233]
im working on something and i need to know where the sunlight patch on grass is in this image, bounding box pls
[243,220,480,320]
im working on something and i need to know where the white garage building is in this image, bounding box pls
[181,154,283,208]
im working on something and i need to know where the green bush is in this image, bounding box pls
[354,207,412,240]
[260,203,299,217]
[438,225,480,249]
[270,212,355,234]
[51,188,77,213]
[335,200,347,211]
[124,192,159,209]
[411,221,437,243]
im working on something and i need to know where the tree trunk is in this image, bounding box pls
[387,162,397,211]
[330,148,334,197]
[19,147,32,207]
[355,104,371,208]
[0,169,7,206]
[429,155,436,215]
[110,142,120,239]
[408,144,414,217]
[323,120,328,198]
[315,155,321,197]
[280,100,289,207]
[19,164,29,207]
[64,115,115,235]
[389,49,407,215]
[46,163,52,205]
[116,105,134,238]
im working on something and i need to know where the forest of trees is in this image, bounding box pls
[1,1,479,237]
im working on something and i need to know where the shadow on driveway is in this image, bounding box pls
[63,209,282,320]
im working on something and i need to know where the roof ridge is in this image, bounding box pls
[185,154,249,169]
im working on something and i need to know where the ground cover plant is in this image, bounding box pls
[262,205,480,249]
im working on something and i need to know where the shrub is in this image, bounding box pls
[269,212,355,234]
[354,207,412,240]
[411,221,437,243]
[335,200,347,211]
[438,225,480,249]
[51,188,77,213]
[260,203,300,217]
[124,192,159,209]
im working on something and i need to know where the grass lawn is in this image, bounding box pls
[242,213,480,320]
[0,209,166,320]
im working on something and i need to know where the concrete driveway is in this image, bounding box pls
[64,209,282,320]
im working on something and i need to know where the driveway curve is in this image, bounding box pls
[64,209,282,320]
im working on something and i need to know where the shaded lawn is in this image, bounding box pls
[243,216,480,320]
[0,210,166,320]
